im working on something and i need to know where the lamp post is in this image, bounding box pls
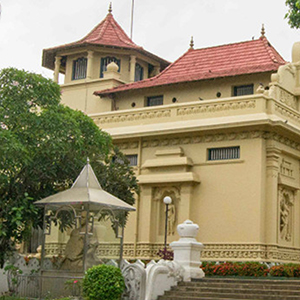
[163,196,172,258]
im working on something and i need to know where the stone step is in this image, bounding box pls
[192,278,300,285]
[175,281,300,291]
[157,278,300,300]
[159,293,300,300]
[167,286,300,296]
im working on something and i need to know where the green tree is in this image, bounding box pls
[285,0,300,28]
[0,68,138,267]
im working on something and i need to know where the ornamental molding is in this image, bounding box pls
[275,102,300,123]
[93,109,171,125]
[141,131,300,151]
[176,100,256,116]
[153,186,181,202]
[92,99,257,126]
[279,89,297,110]
[114,131,300,152]
[115,141,139,150]
[45,242,300,263]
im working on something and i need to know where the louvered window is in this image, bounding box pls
[208,146,240,161]
[72,57,87,80]
[233,84,254,96]
[100,57,121,78]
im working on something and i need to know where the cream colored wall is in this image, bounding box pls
[113,73,272,110]
[61,80,113,114]
[131,138,264,245]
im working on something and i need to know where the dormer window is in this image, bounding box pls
[72,57,87,80]
[135,63,144,82]
[100,57,121,78]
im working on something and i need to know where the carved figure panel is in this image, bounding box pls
[153,186,181,236]
[278,186,295,242]
[279,89,297,110]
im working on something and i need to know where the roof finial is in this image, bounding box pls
[190,36,194,50]
[108,2,112,14]
[261,24,265,37]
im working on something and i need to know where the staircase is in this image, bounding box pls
[157,277,300,300]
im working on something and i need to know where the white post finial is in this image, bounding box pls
[170,220,205,281]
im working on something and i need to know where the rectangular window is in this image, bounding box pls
[147,95,163,107]
[126,154,138,166]
[208,146,240,161]
[135,63,144,82]
[72,57,87,80]
[233,84,254,96]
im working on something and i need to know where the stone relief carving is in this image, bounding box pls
[275,103,300,123]
[279,89,297,110]
[121,259,146,300]
[280,158,294,178]
[279,187,295,242]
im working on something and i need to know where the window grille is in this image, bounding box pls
[233,84,254,96]
[72,57,87,80]
[100,57,121,78]
[208,146,240,161]
[135,63,144,82]
[126,154,138,166]
[147,95,163,106]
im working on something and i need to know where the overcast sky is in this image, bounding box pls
[0,0,299,81]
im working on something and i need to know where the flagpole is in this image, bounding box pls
[130,0,134,39]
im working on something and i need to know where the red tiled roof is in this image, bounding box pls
[42,12,169,70]
[95,36,286,96]
[55,12,141,50]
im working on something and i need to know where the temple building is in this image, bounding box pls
[42,5,300,263]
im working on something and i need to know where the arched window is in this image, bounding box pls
[72,57,87,80]
[135,63,144,82]
[100,57,121,78]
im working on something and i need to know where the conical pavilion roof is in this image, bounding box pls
[42,9,169,71]
[34,162,135,212]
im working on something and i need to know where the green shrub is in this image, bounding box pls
[83,265,125,300]
[269,263,300,277]
[200,262,268,277]
[239,262,268,277]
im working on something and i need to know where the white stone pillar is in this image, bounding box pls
[130,55,136,82]
[53,56,62,83]
[86,51,94,80]
[170,220,204,281]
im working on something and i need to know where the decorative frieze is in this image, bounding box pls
[177,100,256,116]
[93,109,171,125]
[141,131,300,151]
[44,242,300,263]
[279,89,297,110]
[275,103,300,123]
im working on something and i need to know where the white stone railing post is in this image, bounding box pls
[170,219,205,281]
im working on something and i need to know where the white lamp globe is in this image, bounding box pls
[163,196,172,205]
